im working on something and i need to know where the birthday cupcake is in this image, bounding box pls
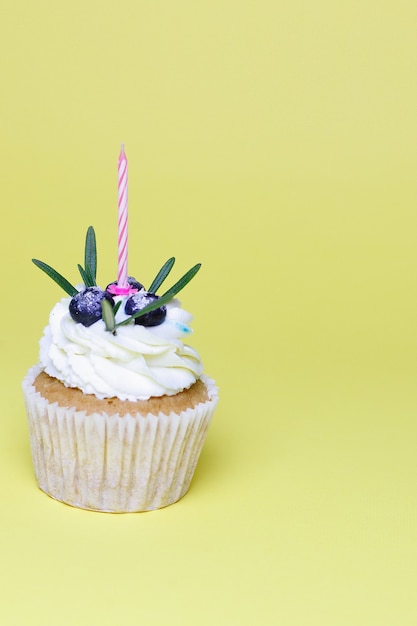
[22,152,218,512]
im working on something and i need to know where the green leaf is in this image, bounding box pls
[101,298,116,333]
[161,263,201,299]
[84,265,96,287]
[77,264,95,287]
[77,263,89,287]
[116,262,201,328]
[84,226,97,282]
[113,300,122,316]
[32,259,78,296]
[148,257,175,293]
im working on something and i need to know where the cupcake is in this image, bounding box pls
[22,225,218,512]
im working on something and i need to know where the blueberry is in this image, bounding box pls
[69,287,115,327]
[125,291,167,327]
[106,276,144,293]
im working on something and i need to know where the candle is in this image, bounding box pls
[117,144,128,289]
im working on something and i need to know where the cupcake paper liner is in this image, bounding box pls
[22,366,218,512]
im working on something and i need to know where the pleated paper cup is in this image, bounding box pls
[22,366,218,513]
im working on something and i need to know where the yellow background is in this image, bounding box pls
[1,1,417,624]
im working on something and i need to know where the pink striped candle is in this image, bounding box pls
[117,144,128,289]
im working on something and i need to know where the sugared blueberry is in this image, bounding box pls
[125,291,167,327]
[106,276,144,293]
[69,287,115,327]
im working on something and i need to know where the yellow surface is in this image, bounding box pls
[1,1,417,624]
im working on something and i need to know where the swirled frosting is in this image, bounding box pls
[39,296,203,401]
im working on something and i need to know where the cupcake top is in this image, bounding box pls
[33,227,204,401]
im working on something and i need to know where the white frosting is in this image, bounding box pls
[39,296,204,401]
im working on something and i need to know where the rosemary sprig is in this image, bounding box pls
[116,263,201,328]
[113,300,122,316]
[85,265,96,286]
[32,259,78,296]
[77,264,95,287]
[84,226,97,283]
[77,264,89,285]
[101,298,116,334]
[33,225,97,293]
[148,257,175,293]
[160,263,201,299]
[77,226,97,287]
